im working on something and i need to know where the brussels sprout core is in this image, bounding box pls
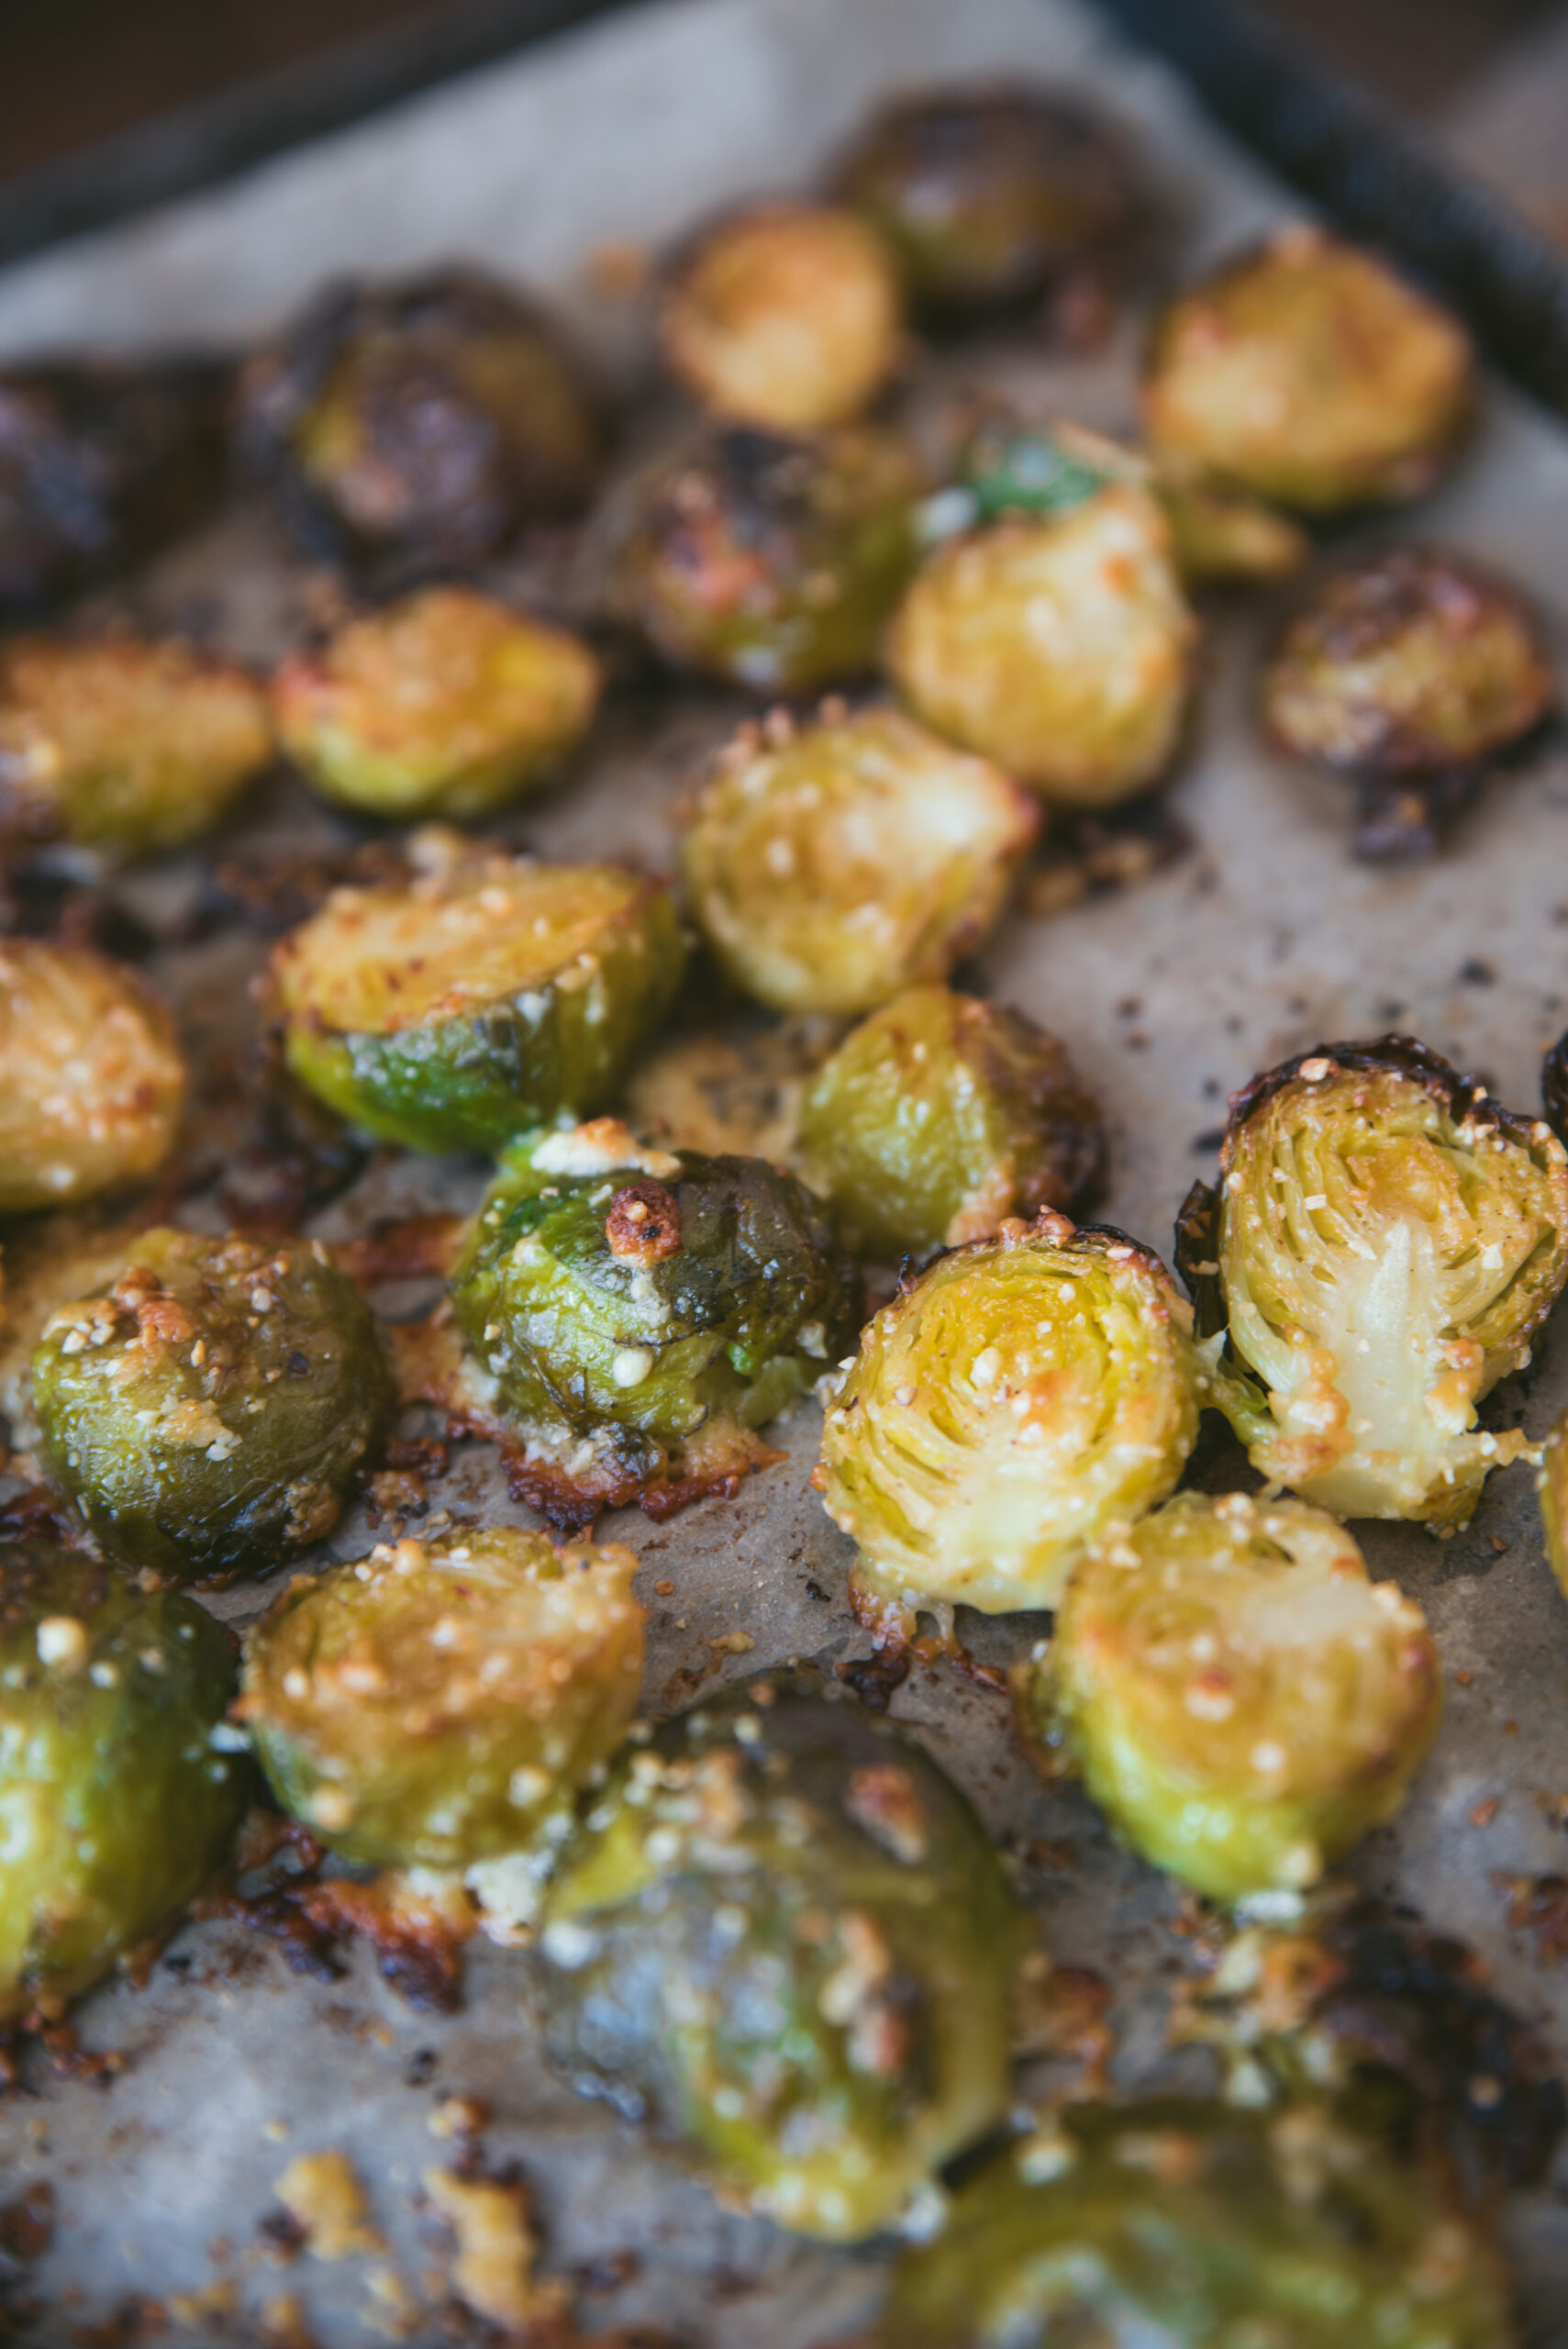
[536,1671,1026,2240]
[1179,1038,1568,1524]
[1021,1492,1441,1899]
[0,942,184,1213]
[817,1211,1201,1622]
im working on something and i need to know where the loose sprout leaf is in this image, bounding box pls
[962,421,1109,520]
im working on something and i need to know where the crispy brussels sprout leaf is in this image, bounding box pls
[1178,1038,1568,1524]
[1154,459,1309,587]
[0,943,184,1214]
[0,1543,250,2025]
[1021,1493,1441,1899]
[798,984,1104,1256]
[680,707,1037,1016]
[241,1528,644,1888]
[272,838,685,1153]
[883,2099,1514,2348]
[31,1229,394,1586]
[818,1212,1201,1623]
[272,585,600,822]
[536,1670,1027,2240]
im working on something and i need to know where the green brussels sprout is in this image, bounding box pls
[830,83,1141,317]
[612,425,924,695]
[237,270,601,584]
[0,632,273,862]
[535,1669,1026,2240]
[272,837,685,1153]
[271,584,601,823]
[1018,1492,1441,1901]
[817,1212,1201,1626]
[659,201,904,432]
[1177,1038,1568,1526]
[0,1542,250,2025]
[30,1228,394,1586]
[679,706,1037,1016]
[798,984,1104,1257]
[239,1527,644,1890]
[451,1119,862,1497]
[0,942,184,1214]
[1143,227,1474,515]
[885,485,1195,807]
[883,2099,1513,2349]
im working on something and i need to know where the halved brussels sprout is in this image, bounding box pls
[272,838,685,1153]
[239,1528,644,1887]
[885,486,1195,807]
[237,270,600,583]
[612,425,923,695]
[451,1119,862,1509]
[830,83,1140,317]
[271,585,601,823]
[1019,1492,1441,1900]
[0,632,273,862]
[817,1211,1201,1626]
[1143,227,1474,515]
[883,2099,1512,2349]
[798,984,1104,1257]
[1177,1038,1568,1525]
[0,1542,250,2025]
[31,1227,394,1586]
[536,1669,1026,2240]
[679,706,1037,1016]
[0,942,184,1214]
[659,202,903,432]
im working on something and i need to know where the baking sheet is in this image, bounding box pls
[4,0,1568,2341]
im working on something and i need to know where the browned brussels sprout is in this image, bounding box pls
[1544,1028,1568,1149]
[271,584,601,823]
[798,984,1104,1256]
[0,357,225,621]
[1179,1038,1568,1525]
[830,83,1141,317]
[1018,1493,1441,1900]
[0,631,273,862]
[1143,227,1474,515]
[237,270,601,584]
[240,1528,643,1898]
[0,941,184,1213]
[679,706,1037,1016]
[612,425,923,695]
[659,201,904,431]
[30,1228,394,1586]
[883,2099,1514,2349]
[0,1542,250,2026]
[536,1669,1026,2240]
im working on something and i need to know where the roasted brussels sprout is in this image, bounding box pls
[536,1669,1025,2239]
[659,202,903,432]
[613,425,923,695]
[817,1211,1201,1626]
[0,942,184,1214]
[679,706,1037,1016]
[240,1528,643,1889]
[271,585,600,823]
[272,838,684,1153]
[1018,1492,1441,1900]
[237,270,600,584]
[0,358,225,621]
[1537,1407,1568,1606]
[1143,227,1474,515]
[798,985,1104,1257]
[0,1542,250,2025]
[1178,1038,1568,1526]
[830,84,1140,317]
[885,485,1195,807]
[1543,1027,1568,1149]
[451,1119,862,1506]
[0,632,273,862]
[31,1228,394,1586]
[883,2099,1513,2348]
